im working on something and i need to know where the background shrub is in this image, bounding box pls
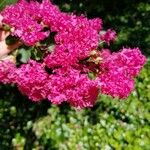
[0,0,150,149]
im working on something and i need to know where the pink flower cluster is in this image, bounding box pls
[0,60,16,84]
[98,48,146,98]
[46,68,99,108]
[100,29,116,45]
[44,16,102,68]
[0,0,146,109]
[1,0,50,45]
[0,60,99,109]
[15,60,48,101]
[0,47,146,108]
[1,0,104,66]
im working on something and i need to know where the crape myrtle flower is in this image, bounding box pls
[0,60,17,84]
[0,0,146,109]
[100,29,116,45]
[15,60,48,101]
[98,48,146,98]
[1,0,50,46]
[46,67,99,109]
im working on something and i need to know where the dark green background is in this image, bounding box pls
[0,0,150,149]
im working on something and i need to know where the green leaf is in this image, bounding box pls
[0,0,17,10]
[17,48,31,63]
[6,35,19,45]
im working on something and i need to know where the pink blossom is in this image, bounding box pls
[0,60,16,84]
[89,18,103,31]
[46,67,99,109]
[98,48,146,98]
[100,29,116,45]
[98,70,134,98]
[119,48,146,77]
[39,0,62,30]
[1,0,50,46]
[100,48,146,78]
[15,60,48,101]
[100,49,111,59]
[44,15,101,68]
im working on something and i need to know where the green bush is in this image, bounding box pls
[0,0,150,150]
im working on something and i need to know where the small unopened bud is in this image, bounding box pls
[3,24,10,31]
[10,27,15,32]
[95,57,102,64]
[90,50,97,56]
[35,42,41,47]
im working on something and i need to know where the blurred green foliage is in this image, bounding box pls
[0,0,150,149]
[0,0,17,10]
